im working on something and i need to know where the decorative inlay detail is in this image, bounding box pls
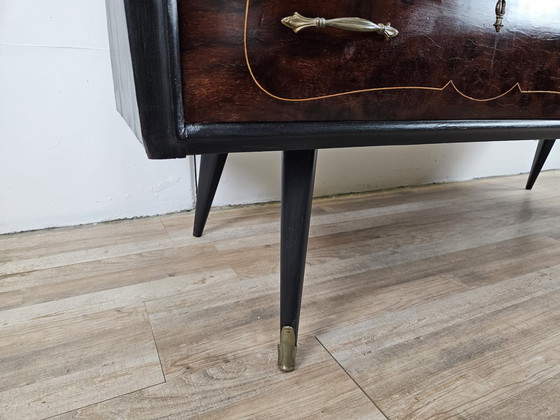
[243,0,560,102]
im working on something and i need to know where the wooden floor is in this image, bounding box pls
[2,172,560,419]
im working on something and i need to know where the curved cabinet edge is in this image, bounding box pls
[106,0,187,159]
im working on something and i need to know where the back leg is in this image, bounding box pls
[526,140,556,190]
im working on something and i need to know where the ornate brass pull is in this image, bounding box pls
[494,0,506,32]
[281,12,399,40]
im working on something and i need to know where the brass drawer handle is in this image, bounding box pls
[281,12,399,40]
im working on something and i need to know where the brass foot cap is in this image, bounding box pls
[278,326,297,372]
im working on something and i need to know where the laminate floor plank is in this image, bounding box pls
[164,192,499,252]
[209,196,492,253]
[0,304,164,419]
[308,234,560,288]
[151,223,557,375]
[158,173,560,281]
[0,218,170,262]
[215,235,560,346]
[315,171,549,214]
[0,266,238,330]
[312,213,560,280]
[222,183,560,280]
[52,336,385,420]
[316,184,489,215]
[0,243,221,310]
[307,196,560,259]
[144,271,463,375]
[0,218,175,277]
[469,372,560,420]
[225,198,560,281]
[317,265,560,419]
[160,202,329,246]
[1,171,560,418]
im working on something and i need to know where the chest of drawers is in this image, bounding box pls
[107,0,560,371]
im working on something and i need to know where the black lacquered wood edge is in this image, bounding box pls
[184,120,560,155]
[120,0,186,159]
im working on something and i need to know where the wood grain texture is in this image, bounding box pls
[0,304,164,419]
[0,244,229,311]
[180,0,560,122]
[142,265,461,376]
[318,262,560,419]
[0,218,173,276]
[52,335,385,420]
[2,171,560,418]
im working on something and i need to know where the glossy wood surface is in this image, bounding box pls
[180,0,560,123]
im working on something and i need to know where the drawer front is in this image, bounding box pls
[180,0,560,123]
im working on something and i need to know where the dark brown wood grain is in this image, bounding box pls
[179,0,560,123]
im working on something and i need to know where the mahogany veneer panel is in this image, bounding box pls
[180,0,560,123]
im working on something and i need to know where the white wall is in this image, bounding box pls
[1,1,559,235]
[0,0,195,234]
[210,142,560,208]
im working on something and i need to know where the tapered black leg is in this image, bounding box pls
[193,153,228,237]
[526,140,556,190]
[278,149,317,372]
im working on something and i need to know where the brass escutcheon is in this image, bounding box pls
[494,0,506,32]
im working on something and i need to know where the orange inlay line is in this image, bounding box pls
[243,0,560,102]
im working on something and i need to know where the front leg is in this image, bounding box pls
[279,150,317,372]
